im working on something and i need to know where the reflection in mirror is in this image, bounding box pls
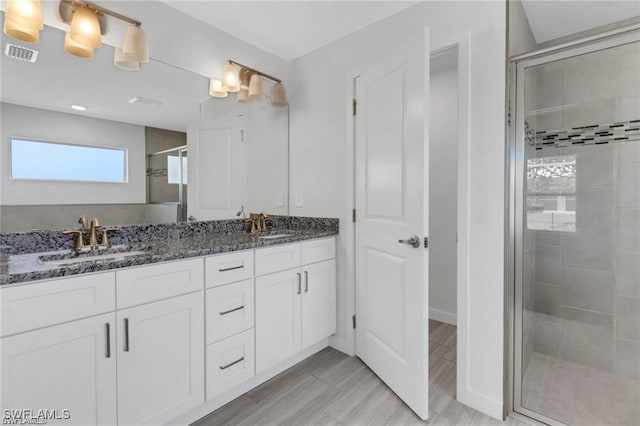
[0,18,289,232]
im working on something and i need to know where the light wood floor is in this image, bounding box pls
[192,320,528,426]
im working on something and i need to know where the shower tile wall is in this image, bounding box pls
[525,42,640,379]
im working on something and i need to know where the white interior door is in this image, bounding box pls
[355,28,430,420]
[187,115,244,220]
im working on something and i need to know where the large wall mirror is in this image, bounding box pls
[0,17,289,232]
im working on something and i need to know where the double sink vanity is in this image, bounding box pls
[0,215,338,425]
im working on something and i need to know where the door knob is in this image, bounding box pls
[398,235,420,248]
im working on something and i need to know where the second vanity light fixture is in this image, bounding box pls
[210,60,287,107]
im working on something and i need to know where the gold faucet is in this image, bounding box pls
[248,212,270,234]
[62,216,120,251]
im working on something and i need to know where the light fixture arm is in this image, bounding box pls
[228,60,281,83]
[60,0,142,28]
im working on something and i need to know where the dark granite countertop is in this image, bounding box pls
[0,220,338,286]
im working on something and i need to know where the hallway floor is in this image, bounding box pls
[192,320,528,425]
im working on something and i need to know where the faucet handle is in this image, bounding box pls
[62,230,84,252]
[78,216,88,229]
[100,227,120,248]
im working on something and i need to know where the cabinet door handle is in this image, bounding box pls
[304,271,309,293]
[219,265,244,272]
[105,322,111,358]
[297,272,301,295]
[220,306,244,315]
[124,318,130,352]
[219,357,245,370]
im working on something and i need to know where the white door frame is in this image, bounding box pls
[344,29,471,403]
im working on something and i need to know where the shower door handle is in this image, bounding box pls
[398,235,420,248]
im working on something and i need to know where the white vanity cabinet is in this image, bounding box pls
[0,259,204,426]
[255,237,336,373]
[116,291,204,425]
[1,236,336,425]
[1,312,117,426]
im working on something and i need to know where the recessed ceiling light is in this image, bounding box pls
[71,105,87,111]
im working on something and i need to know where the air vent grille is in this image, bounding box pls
[4,43,39,63]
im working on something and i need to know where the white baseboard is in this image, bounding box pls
[458,386,504,420]
[429,307,457,325]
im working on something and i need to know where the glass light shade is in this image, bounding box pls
[222,64,240,93]
[114,47,140,71]
[70,6,101,48]
[5,0,43,29]
[209,79,228,98]
[3,16,40,43]
[122,25,149,63]
[63,32,94,58]
[248,73,265,100]
[271,82,287,107]
[236,88,250,103]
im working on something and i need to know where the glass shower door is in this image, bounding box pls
[513,34,640,425]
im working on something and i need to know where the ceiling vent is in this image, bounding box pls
[128,97,163,108]
[4,43,38,63]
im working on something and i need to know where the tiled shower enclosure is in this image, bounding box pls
[514,36,640,425]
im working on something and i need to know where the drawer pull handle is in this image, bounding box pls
[304,271,309,293]
[124,318,130,352]
[220,357,245,370]
[219,265,244,272]
[297,272,302,295]
[220,306,244,316]
[105,323,111,358]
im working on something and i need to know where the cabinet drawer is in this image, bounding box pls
[255,243,300,276]
[116,258,203,308]
[206,279,254,343]
[206,329,255,401]
[300,237,336,265]
[205,250,254,288]
[1,273,116,337]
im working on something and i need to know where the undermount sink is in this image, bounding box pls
[39,247,148,266]
[257,233,295,240]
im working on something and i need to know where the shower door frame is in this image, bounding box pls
[508,26,640,426]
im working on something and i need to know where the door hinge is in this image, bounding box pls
[352,98,357,116]
[240,129,244,142]
[352,315,356,329]
[424,237,429,248]
[352,208,356,223]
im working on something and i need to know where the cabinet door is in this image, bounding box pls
[302,260,337,348]
[116,292,204,425]
[1,313,117,426]
[255,269,301,373]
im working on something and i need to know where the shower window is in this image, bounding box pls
[526,155,576,232]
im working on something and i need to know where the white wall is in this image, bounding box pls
[289,1,507,418]
[1,103,146,205]
[509,0,538,57]
[429,50,458,325]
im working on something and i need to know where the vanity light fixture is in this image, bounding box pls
[209,79,228,98]
[248,73,265,100]
[212,60,287,107]
[57,0,148,71]
[222,63,240,93]
[3,0,44,44]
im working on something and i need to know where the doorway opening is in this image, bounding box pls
[428,44,460,414]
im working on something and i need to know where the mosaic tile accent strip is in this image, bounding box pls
[527,119,640,150]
